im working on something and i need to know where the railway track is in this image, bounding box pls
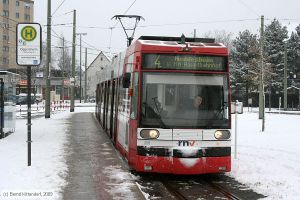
[162,177,242,200]
[134,173,265,200]
[162,180,187,200]
[202,178,242,200]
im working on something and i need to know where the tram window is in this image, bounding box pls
[123,73,131,88]
[165,85,175,106]
[207,86,223,109]
[130,72,138,119]
[118,78,125,112]
[141,73,229,129]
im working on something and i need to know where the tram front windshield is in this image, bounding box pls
[141,73,229,129]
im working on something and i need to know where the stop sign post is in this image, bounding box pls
[16,23,42,166]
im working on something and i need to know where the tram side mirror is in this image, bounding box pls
[122,73,131,88]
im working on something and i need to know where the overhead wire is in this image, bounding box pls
[138,18,260,28]
[0,7,109,67]
[50,28,109,52]
[81,39,101,52]
[50,28,117,56]
[43,18,300,30]
[47,13,300,54]
[48,23,73,27]
[50,18,261,30]
[52,45,104,56]
[52,10,74,19]
[49,7,108,55]
[48,0,137,49]
[2,2,299,62]
[0,14,19,23]
[235,0,260,17]
[123,0,138,16]
[111,0,138,29]
[1,26,16,34]
[108,0,138,51]
[52,0,67,17]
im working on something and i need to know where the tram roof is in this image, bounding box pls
[139,36,215,43]
[135,35,227,49]
[125,36,227,55]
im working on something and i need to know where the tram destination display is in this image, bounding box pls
[142,54,226,71]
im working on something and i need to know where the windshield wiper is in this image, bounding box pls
[142,102,167,129]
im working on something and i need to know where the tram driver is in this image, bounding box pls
[193,95,204,109]
[177,95,206,114]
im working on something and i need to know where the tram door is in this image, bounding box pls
[128,72,138,166]
[96,85,99,120]
[103,82,108,129]
[112,79,119,144]
[109,79,116,139]
[100,83,104,125]
[106,81,112,132]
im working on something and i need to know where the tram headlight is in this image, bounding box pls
[140,129,160,139]
[214,130,230,140]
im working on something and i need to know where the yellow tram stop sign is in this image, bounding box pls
[16,23,42,66]
[21,26,37,42]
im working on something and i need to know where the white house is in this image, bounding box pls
[86,52,110,98]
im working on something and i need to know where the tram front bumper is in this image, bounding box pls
[135,146,231,174]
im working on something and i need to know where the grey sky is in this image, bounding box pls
[34,0,300,64]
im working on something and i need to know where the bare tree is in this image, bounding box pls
[55,36,72,78]
[203,30,234,50]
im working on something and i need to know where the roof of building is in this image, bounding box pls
[88,52,110,70]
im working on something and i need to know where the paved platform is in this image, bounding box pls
[62,112,144,200]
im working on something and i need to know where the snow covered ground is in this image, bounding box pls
[230,110,300,200]
[0,105,300,199]
[0,104,94,200]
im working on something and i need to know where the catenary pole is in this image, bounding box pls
[79,34,82,103]
[70,10,76,112]
[0,78,4,139]
[84,48,87,103]
[76,33,87,103]
[61,37,65,101]
[269,82,271,111]
[45,0,51,118]
[259,15,265,131]
[259,15,265,121]
[284,42,287,110]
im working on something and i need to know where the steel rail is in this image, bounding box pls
[204,179,242,200]
[162,180,187,200]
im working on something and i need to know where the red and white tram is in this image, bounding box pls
[96,36,231,174]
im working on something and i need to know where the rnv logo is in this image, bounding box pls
[178,140,196,146]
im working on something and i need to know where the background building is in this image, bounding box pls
[86,52,110,98]
[0,0,34,72]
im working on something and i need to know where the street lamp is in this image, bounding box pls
[76,33,87,103]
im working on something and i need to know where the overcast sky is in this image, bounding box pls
[34,0,300,65]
